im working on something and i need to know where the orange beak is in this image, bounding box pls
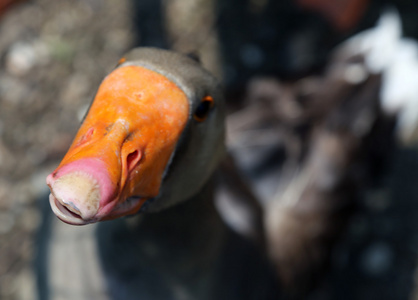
[46,65,189,225]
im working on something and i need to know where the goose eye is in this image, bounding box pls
[194,96,214,122]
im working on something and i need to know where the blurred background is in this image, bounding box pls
[1,0,418,299]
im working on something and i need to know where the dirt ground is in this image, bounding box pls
[0,1,134,299]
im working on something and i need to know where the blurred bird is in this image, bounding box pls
[224,9,416,298]
[343,8,418,143]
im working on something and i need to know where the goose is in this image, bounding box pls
[39,47,281,300]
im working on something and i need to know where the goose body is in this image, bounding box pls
[39,48,280,300]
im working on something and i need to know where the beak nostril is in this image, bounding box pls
[127,150,141,172]
[78,127,95,146]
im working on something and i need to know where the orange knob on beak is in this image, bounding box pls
[47,65,189,225]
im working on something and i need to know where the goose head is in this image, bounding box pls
[46,48,225,225]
